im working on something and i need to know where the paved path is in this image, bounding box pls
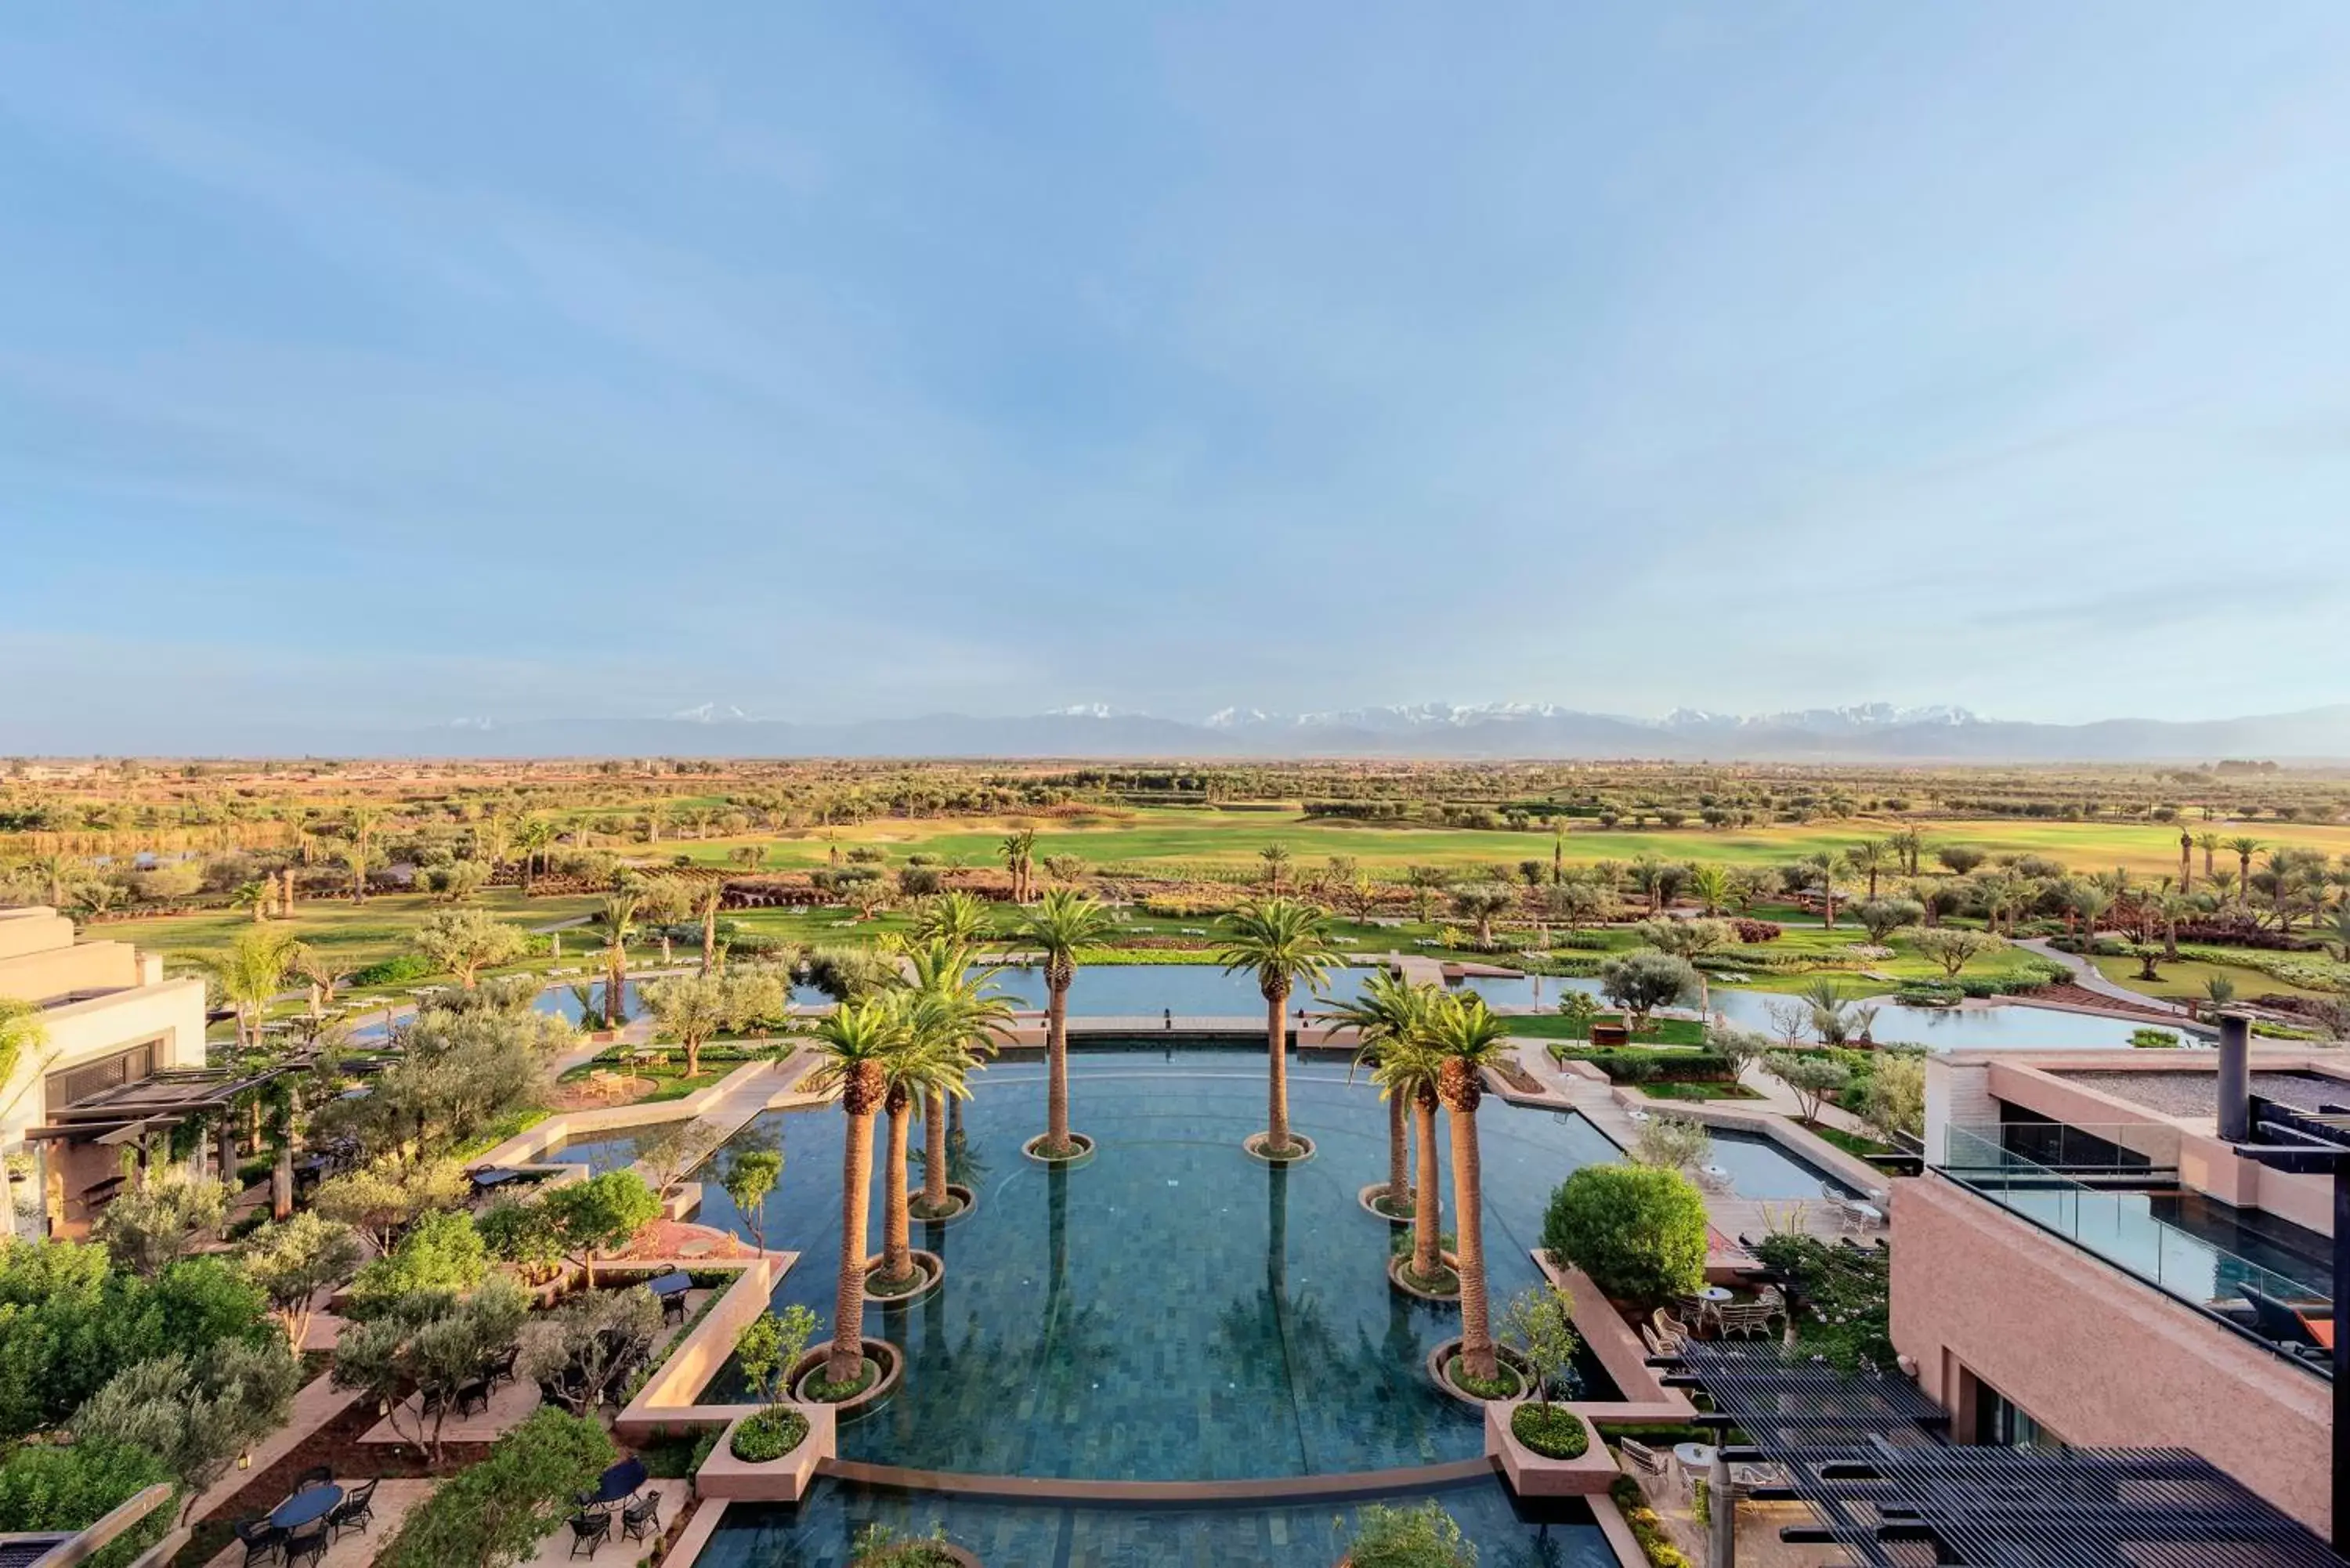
[2016,938,2193,1016]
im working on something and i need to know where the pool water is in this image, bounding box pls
[1703,1128,1859,1201]
[543,1125,670,1175]
[973,963,2150,1049]
[689,1048,1623,1480]
[697,1476,1614,1567]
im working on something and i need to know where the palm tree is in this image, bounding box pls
[1327,971,1434,1215]
[1017,889,1118,1158]
[1849,839,1892,902]
[1000,829,1037,903]
[2196,831,2222,881]
[212,927,301,1050]
[911,890,993,946]
[2227,837,2263,906]
[2070,885,2114,946]
[1807,850,1849,927]
[339,842,371,905]
[1687,864,1731,917]
[599,891,639,1026]
[1258,844,1293,894]
[2178,829,2194,893]
[1375,1036,1449,1290]
[903,941,1010,1218]
[875,998,971,1290]
[32,853,73,908]
[801,995,911,1387]
[516,818,556,894]
[692,879,726,973]
[1215,897,1340,1158]
[1425,992,1513,1384]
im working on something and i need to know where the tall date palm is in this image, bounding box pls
[1373,1034,1449,1291]
[1215,898,1340,1158]
[1328,970,1433,1214]
[1426,993,1513,1385]
[903,941,1010,1216]
[801,996,911,1388]
[1017,890,1117,1158]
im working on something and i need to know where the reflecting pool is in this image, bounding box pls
[688,1048,1622,1480]
[699,1476,1614,1567]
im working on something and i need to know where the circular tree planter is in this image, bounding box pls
[1358,1183,1415,1223]
[1243,1132,1316,1165]
[910,1183,977,1226]
[1022,1132,1096,1167]
[862,1248,943,1306]
[1424,1336,1532,1407]
[790,1338,902,1419]
[1386,1252,1461,1302]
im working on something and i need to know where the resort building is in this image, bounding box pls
[0,905,210,1234]
[1898,1021,2339,1539]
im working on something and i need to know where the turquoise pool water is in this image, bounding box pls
[974,962,2149,1048]
[696,1476,1614,1566]
[687,1047,1624,1480]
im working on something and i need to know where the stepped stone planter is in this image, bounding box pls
[695,1404,837,1504]
[1244,1132,1316,1164]
[1485,1401,1618,1497]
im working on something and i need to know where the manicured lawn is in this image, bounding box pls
[106,887,599,970]
[1514,1014,1707,1046]
[1809,1124,1896,1159]
[2086,952,2341,1004]
[644,808,2350,880]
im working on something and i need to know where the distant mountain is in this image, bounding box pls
[114,699,2349,761]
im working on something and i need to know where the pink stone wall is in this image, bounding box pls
[1891,1175,2332,1535]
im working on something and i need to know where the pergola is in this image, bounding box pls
[23,1061,313,1205]
[1661,1342,2347,1568]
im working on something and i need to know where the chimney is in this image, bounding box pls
[2216,1012,2251,1143]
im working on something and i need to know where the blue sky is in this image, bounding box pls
[4,4,2347,750]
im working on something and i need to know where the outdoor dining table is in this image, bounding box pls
[646,1270,694,1301]
[270,1483,343,1532]
[586,1457,649,1508]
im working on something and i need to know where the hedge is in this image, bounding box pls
[1549,1047,1737,1084]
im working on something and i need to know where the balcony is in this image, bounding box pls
[1937,1122,2332,1375]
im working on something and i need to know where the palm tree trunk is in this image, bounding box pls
[1411,1094,1442,1279]
[606,947,626,1025]
[830,1111,875,1383]
[1449,1106,1496,1381]
[923,1091,951,1211]
[1047,977,1072,1153]
[1386,1091,1410,1206]
[1264,987,1291,1152]
[702,905,718,974]
[882,1099,913,1281]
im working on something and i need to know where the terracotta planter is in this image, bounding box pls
[790,1338,903,1419]
[862,1248,944,1306]
[1424,1336,1532,1407]
[1022,1131,1096,1166]
[1243,1131,1316,1164]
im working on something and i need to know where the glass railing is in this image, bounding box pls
[1943,1119,2181,1176]
[1939,1126,2330,1332]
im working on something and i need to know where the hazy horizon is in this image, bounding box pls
[6,5,2349,751]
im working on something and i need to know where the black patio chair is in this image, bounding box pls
[661,1291,688,1325]
[283,1519,330,1568]
[620,1489,663,1543]
[2240,1287,2329,1354]
[293,1465,334,1492]
[486,1343,521,1387]
[568,1510,612,1559]
[233,1516,284,1566]
[329,1476,378,1539]
[456,1377,494,1417]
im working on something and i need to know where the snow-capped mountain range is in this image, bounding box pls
[219,699,2350,761]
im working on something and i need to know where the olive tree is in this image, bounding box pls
[1597,949,1697,1031]
[1913,927,1999,978]
[413,907,528,988]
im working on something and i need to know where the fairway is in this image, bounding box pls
[649,807,2350,880]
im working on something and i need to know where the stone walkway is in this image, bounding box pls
[2017,938,2193,1017]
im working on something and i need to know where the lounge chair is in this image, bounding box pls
[1651,1308,1693,1352]
[2240,1288,2330,1357]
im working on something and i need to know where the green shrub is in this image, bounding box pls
[728,1406,809,1462]
[1750,1234,1892,1371]
[346,1209,486,1317]
[1510,1402,1589,1459]
[1345,1500,1476,1567]
[374,1407,614,1568]
[1541,1165,1707,1304]
[851,1523,968,1566]
[0,1439,175,1568]
[1549,1047,1735,1084]
[1610,1476,1694,1568]
[2131,1028,2182,1050]
[349,954,436,988]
